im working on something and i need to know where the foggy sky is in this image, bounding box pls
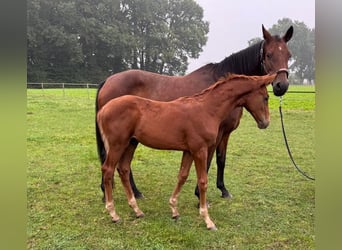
[187,0,315,73]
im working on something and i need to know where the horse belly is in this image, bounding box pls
[134,109,188,151]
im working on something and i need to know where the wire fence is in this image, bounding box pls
[27,82,98,89]
[27,82,316,101]
[27,82,99,99]
[27,82,316,91]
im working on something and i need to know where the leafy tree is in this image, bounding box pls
[27,0,209,83]
[27,0,84,82]
[248,18,315,84]
[117,0,208,75]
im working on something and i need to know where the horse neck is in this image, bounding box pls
[212,41,264,80]
[200,77,262,121]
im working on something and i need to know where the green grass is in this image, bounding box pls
[27,87,315,249]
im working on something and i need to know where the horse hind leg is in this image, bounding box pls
[104,138,144,201]
[117,146,144,219]
[102,152,121,223]
[169,151,193,220]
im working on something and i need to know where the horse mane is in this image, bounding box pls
[191,41,264,80]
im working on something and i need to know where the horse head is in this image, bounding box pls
[242,74,276,129]
[261,25,293,96]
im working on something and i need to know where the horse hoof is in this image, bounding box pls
[112,218,121,224]
[134,193,144,199]
[221,192,233,199]
[208,226,218,231]
[136,213,145,218]
[172,215,180,221]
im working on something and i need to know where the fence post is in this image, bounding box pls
[87,84,90,99]
[62,83,65,97]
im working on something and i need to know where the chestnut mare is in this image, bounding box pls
[96,25,293,200]
[97,74,276,230]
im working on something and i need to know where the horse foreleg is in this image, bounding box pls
[117,146,144,219]
[193,148,217,230]
[194,145,216,205]
[216,134,232,198]
[169,151,193,220]
[102,153,120,223]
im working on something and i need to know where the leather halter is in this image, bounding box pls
[276,68,289,78]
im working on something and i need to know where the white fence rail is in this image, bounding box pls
[27,82,315,101]
[27,83,99,99]
[27,82,98,89]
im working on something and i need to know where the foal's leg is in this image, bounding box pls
[169,151,193,220]
[117,145,144,219]
[102,150,121,222]
[193,148,217,230]
[100,138,143,202]
[194,146,216,205]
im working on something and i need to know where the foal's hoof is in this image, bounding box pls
[208,226,218,231]
[136,213,145,218]
[111,218,121,224]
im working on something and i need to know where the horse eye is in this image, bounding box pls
[264,96,269,102]
[266,53,272,59]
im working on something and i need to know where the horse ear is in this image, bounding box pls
[262,24,272,41]
[283,26,294,43]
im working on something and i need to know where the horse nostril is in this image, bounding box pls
[274,82,283,91]
[273,81,289,96]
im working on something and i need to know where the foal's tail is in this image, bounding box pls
[95,80,107,164]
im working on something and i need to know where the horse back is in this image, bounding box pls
[97,69,213,111]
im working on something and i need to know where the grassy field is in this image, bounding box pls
[27,85,315,249]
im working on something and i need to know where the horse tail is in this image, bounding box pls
[95,80,107,164]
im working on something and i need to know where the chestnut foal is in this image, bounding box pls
[97,74,275,230]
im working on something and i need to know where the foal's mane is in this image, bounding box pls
[208,73,274,91]
[181,73,275,101]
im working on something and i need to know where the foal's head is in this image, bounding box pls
[242,75,275,129]
[262,25,293,96]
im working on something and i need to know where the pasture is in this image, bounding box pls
[27,85,315,249]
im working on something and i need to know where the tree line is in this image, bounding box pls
[27,0,314,84]
[28,0,209,83]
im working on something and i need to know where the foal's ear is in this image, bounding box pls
[262,24,272,41]
[283,26,294,43]
[261,73,276,86]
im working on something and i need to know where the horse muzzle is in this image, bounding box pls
[257,119,269,129]
[272,68,289,96]
[272,81,289,96]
